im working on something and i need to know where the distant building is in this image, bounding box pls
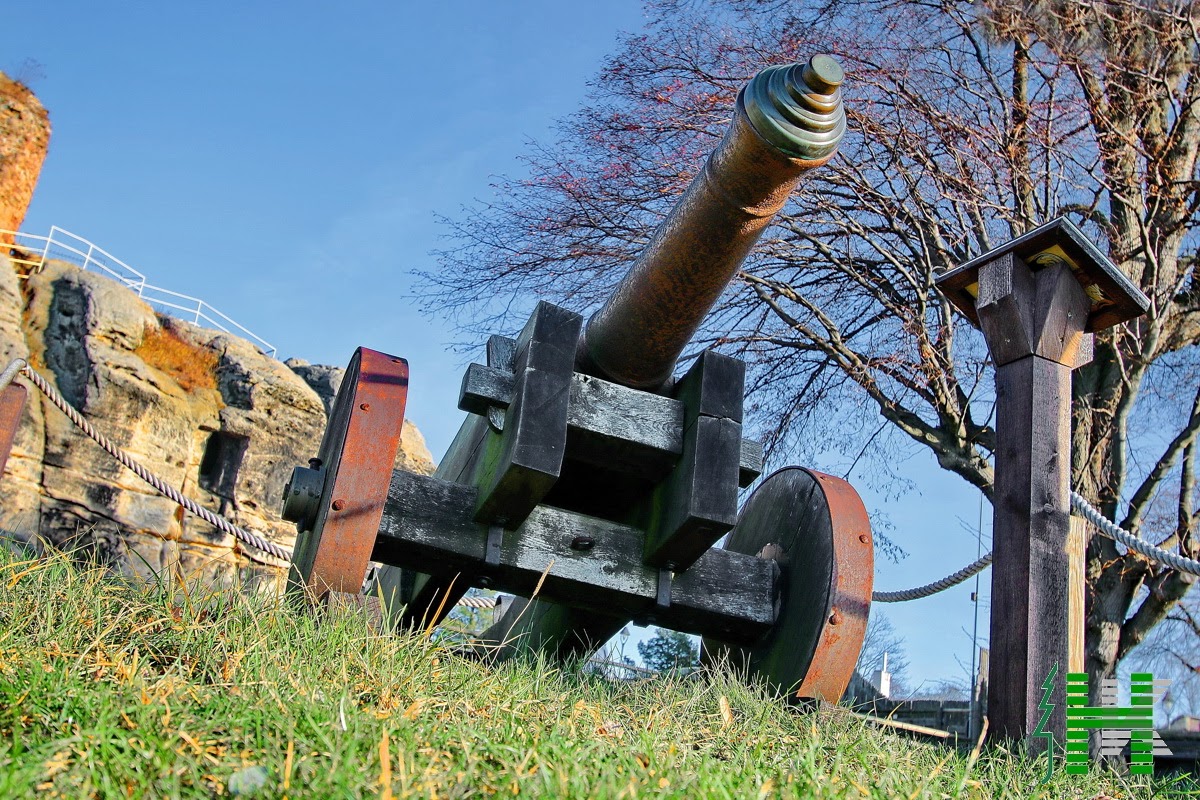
[1166,715,1199,733]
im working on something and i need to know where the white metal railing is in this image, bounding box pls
[1,226,276,358]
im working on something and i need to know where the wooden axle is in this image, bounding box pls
[371,469,778,644]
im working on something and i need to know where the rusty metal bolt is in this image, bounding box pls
[829,610,843,625]
[360,403,371,411]
[859,534,869,544]
[570,536,596,551]
[331,499,346,511]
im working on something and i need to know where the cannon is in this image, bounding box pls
[282,55,873,702]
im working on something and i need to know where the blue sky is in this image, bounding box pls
[8,1,993,687]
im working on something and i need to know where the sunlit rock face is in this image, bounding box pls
[0,76,434,591]
[0,72,50,241]
[0,256,435,593]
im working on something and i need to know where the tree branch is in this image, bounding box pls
[1121,383,1200,532]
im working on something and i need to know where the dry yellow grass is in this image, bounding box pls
[135,322,218,392]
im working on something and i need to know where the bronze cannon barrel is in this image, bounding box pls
[575,55,847,390]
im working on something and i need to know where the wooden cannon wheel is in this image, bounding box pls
[286,347,409,599]
[702,467,873,703]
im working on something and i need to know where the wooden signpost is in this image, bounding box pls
[0,380,26,477]
[937,218,1149,748]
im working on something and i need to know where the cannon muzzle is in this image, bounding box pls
[575,55,847,390]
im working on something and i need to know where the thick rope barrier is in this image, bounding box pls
[8,358,1196,604]
[1070,491,1200,576]
[871,552,994,603]
[457,595,498,609]
[0,359,25,395]
[873,493,1200,602]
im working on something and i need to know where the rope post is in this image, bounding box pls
[936,218,1149,751]
[981,253,1088,750]
[0,359,28,477]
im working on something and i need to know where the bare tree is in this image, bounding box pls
[905,678,973,702]
[1123,586,1200,722]
[855,610,911,693]
[422,0,1200,691]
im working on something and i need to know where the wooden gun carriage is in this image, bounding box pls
[282,55,874,703]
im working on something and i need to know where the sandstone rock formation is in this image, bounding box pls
[0,75,434,592]
[0,255,434,593]
[0,73,50,240]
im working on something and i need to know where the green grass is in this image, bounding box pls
[0,548,1194,799]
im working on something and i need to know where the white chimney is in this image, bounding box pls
[873,651,892,699]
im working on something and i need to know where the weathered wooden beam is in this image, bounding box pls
[976,256,1089,750]
[371,469,778,644]
[564,373,682,479]
[483,334,516,431]
[472,302,581,526]
[461,362,763,487]
[458,362,515,418]
[486,334,517,373]
[640,351,742,568]
[739,438,764,489]
[370,412,490,629]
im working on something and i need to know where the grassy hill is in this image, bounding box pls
[0,547,1192,798]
